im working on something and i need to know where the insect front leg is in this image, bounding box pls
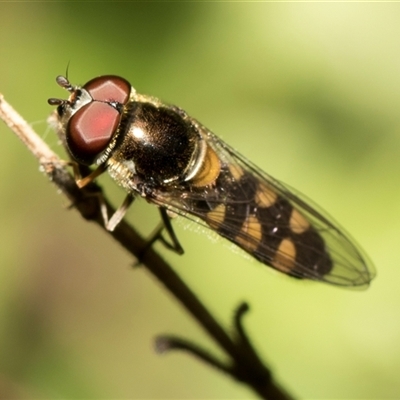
[70,162,108,189]
[67,160,135,231]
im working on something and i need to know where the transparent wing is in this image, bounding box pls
[148,128,375,288]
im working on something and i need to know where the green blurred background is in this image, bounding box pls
[0,2,399,399]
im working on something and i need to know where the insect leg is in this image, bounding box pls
[66,160,134,231]
[63,159,108,189]
[105,193,134,231]
[72,189,134,232]
[72,163,108,189]
[136,208,184,264]
[158,208,184,255]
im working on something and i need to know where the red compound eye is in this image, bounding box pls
[84,75,131,104]
[67,102,120,165]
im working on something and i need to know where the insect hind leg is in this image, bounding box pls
[136,208,184,265]
[158,207,184,255]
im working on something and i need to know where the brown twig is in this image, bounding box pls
[0,93,294,400]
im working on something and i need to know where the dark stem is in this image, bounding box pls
[0,94,295,400]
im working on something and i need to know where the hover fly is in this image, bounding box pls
[48,75,375,288]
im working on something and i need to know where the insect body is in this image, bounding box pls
[48,75,375,288]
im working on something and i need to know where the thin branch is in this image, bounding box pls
[0,93,295,400]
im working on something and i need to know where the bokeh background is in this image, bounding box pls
[0,2,399,399]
